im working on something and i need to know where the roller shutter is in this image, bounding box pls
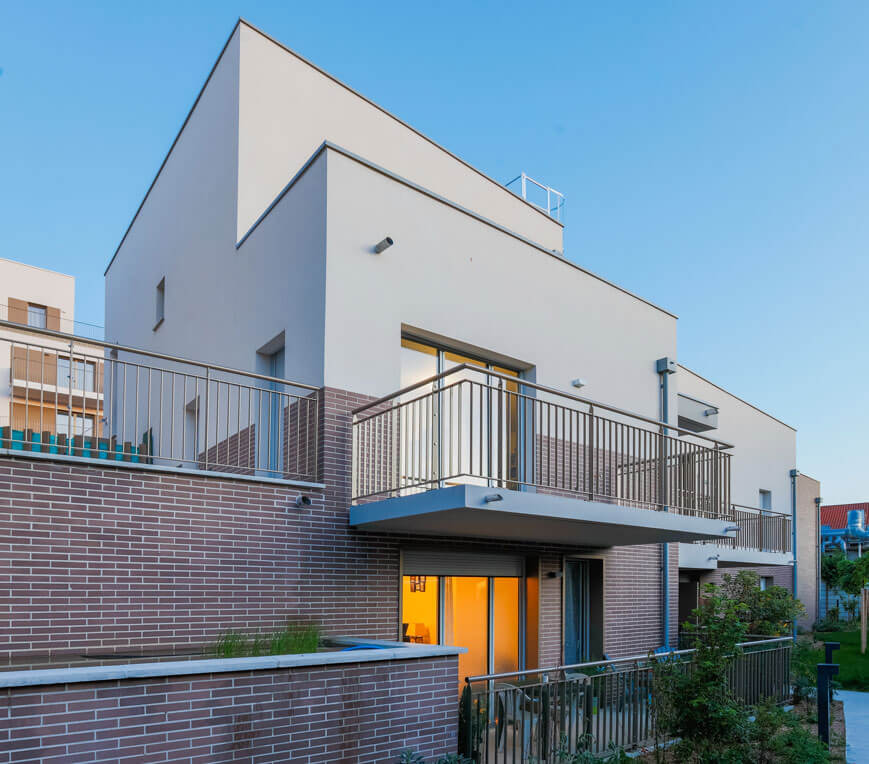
[402,548,524,577]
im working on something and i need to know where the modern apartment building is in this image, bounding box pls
[0,258,104,445]
[92,19,813,684]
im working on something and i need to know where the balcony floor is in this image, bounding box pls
[350,484,733,547]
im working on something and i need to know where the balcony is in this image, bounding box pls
[350,366,737,546]
[679,504,792,569]
[0,321,319,484]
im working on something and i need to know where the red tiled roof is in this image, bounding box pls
[821,503,869,530]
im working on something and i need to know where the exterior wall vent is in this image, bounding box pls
[677,393,719,433]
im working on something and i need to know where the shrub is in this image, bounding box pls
[748,698,830,763]
[791,637,822,706]
[720,570,804,635]
[396,751,473,764]
[652,583,751,762]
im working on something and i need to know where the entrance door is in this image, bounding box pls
[678,576,700,631]
[564,558,604,664]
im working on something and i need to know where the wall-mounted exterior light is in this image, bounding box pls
[373,236,394,254]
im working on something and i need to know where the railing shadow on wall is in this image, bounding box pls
[0,319,320,483]
[352,364,733,520]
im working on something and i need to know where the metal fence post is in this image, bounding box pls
[817,663,839,745]
[203,367,210,471]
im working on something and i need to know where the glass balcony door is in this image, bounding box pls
[399,337,521,491]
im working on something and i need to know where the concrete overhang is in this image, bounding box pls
[678,542,792,570]
[350,484,733,547]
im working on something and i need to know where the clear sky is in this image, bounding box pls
[1,2,866,503]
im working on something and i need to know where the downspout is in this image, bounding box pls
[656,358,676,649]
[815,496,822,627]
[791,470,798,638]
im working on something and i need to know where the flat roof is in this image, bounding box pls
[0,256,74,280]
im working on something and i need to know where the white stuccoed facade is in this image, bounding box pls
[104,20,800,576]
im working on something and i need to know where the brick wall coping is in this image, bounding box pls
[0,639,465,688]
[0,447,326,490]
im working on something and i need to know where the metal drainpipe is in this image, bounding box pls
[790,469,799,640]
[656,358,676,649]
[815,496,822,627]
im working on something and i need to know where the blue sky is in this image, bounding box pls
[1,2,866,502]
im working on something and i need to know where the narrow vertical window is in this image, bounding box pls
[154,277,165,330]
[759,489,772,511]
[27,304,47,329]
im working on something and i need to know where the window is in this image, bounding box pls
[27,304,47,329]
[759,490,772,511]
[57,412,95,438]
[154,277,165,329]
[58,357,96,392]
[759,576,774,591]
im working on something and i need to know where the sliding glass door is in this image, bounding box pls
[399,337,521,491]
[402,573,522,685]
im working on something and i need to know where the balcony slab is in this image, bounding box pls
[678,542,792,570]
[350,484,733,547]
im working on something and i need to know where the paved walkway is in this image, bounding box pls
[839,690,869,763]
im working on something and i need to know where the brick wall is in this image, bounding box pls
[0,455,324,657]
[0,655,458,763]
[0,384,681,663]
[700,564,794,594]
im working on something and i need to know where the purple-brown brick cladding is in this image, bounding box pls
[0,385,677,659]
[0,655,458,764]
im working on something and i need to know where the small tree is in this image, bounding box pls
[821,551,852,617]
[653,583,751,761]
[841,554,869,598]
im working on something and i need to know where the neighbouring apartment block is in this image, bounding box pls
[0,258,104,445]
[0,19,818,763]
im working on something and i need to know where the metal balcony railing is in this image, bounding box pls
[460,637,792,760]
[695,504,792,554]
[0,320,319,483]
[352,366,733,520]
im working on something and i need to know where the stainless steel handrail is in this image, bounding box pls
[0,319,320,392]
[464,636,792,683]
[733,503,790,517]
[352,363,733,450]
